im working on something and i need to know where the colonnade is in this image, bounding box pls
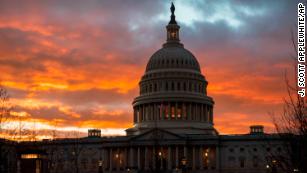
[133,102,213,123]
[140,80,206,95]
[101,145,219,172]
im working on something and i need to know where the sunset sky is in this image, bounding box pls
[0,0,300,139]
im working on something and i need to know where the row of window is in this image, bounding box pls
[142,72,203,80]
[134,103,213,122]
[147,57,198,69]
[228,147,282,153]
[140,81,206,94]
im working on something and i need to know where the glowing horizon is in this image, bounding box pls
[0,0,299,140]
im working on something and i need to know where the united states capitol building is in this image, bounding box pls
[1,3,285,173]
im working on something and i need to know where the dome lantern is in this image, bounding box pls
[164,2,183,48]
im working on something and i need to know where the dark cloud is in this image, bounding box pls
[0,0,299,134]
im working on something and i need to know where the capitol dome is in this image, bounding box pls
[145,46,201,72]
[126,3,217,136]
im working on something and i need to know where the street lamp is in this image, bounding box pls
[158,151,162,170]
[98,160,103,173]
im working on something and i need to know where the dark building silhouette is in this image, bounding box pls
[0,3,286,173]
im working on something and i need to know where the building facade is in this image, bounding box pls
[0,3,286,173]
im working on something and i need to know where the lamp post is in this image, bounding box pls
[98,160,103,173]
[158,151,162,170]
[181,157,187,173]
[266,160,277,173]
[271,160,277,173]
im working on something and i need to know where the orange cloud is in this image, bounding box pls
[0,0,296,139]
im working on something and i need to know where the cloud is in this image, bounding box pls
[0,0,298,137]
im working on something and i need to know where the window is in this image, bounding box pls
[177,107,181,118]
[165,105,169,118]
[171,106,175,119]
[228,156,235,167]
[239,157,245,168]
[159,105,162,119]
[182,104,186,119]
[253,156,258,168]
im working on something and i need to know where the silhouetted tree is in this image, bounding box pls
[271,29,307,173]
[0,86,13,173]
[0,86,11,137]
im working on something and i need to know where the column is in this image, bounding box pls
[140,105,143,122]
[102,148,106,171]
[192,146,195,170]
[110,148,113,172]
[116,148,120,171]
[182,103,186,120]
[160,146,163,170]
[153,104,156,121]
[184,146,187,157]
[152,147,156,170]
[216,146,220,171]
[175,146,179,168]
[161,103,164,120]
[151,105,153,120]
[124,148,128,169]
[168,102,171,120]
[194,104,197,120]
[17,160,21,173]
[200,103,205,122]
[133,107,136,123]
[145,147,148,170]
[200,146,204,170]
[188,103,192,120]
[211,106,214,123]
[144,105,149,121]
[205,105,208,122]
[195,104,198,121]
[129,147,133,168]
[175,102,178,120]
[168,146,172,170]
[137,147,141,169]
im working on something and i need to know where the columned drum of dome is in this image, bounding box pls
[126,3,217,136]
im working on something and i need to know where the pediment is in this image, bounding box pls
[130,128,184,141]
